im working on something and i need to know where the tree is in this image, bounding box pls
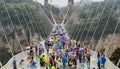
[110,48,120,68]
[0,46,12,65]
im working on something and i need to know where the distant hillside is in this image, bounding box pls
[64,0,120,66]
[0,0,53,65]
[65,0,120,40]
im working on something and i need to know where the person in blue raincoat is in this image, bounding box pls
[13,57,17,69]
[58,40,63,49]
[62,54,67,67]
[52,43,57,50]
[97,57,101,69]
[101,55,106,67]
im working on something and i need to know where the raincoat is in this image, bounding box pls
[101,55,106,67]
[62,55,67,64]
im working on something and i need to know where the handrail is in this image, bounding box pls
[117,59,120,67]
[1,51,28,69]
[91,51,119,69]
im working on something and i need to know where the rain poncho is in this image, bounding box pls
[78,51,82,62]
[52,43,57,49]
[56,57,61,62]
[98,57,102,67]
[45,57,49,66]
[62,55,67,64]
[13,57,17,67]
[68,60,72,66]
[58,40,63,48]
[101,56,106,66]
[65,45,69,51]
[39,45,44,52]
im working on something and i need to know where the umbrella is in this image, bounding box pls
[26,47,30,50]
[79,48,84,51]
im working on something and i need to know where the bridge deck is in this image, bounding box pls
[1,41,118,69]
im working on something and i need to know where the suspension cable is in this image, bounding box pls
[11,0,29,45]
[106,10,120,55]
[62,7,70,24]
[73,4,95,41]
[71,5,87,39]
[65,0,83,39]
[16,0,32,44]
[15,0,32,45]
[33,0,52,38]
[20,0,36,35]
[95,0,117,51]
[73,16,86,40]
[49,0,57,24]
[88,0,109,49]
[65,0,84,25]
[35,0,54,25]
[20,0,47,40]
[83,2,102,43]
[3,0,24,52]
[32,12,47,38]
[35,0,54,38]
[0,21,14,56]
[79,4,95,42]
[71,23,80,39]
[26,6,41,36]
[22,0,46,38]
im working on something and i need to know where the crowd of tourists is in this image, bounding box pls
[36,25,91,69]
[13,25,106,69]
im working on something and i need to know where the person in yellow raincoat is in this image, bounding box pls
[39,54,43,61]
[39,55,44,66]
[68,58,73,66]
[56,57,61,69]
[45,56,49,69]
[65,44,69,52]
[42,55,46,66]
[54,38,58,44]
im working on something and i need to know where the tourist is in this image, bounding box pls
[86,50,91,65]
[62,54,67,67]
[98,57,101,69]
[68,58,72,67]
[101,55,106,67]
[13,57,17,69]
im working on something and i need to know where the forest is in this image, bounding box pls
[0,0,53,65]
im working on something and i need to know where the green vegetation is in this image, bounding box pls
[0,0,53,65]
[65,0,120,67]
[0,46,12,65]
[66,0,120,41]
[110,48,120,67]
[0,0,53,39]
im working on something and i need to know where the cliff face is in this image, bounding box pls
[0,1,53,65]
[63,0,120,58]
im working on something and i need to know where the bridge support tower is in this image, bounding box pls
[44,0,49,8]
